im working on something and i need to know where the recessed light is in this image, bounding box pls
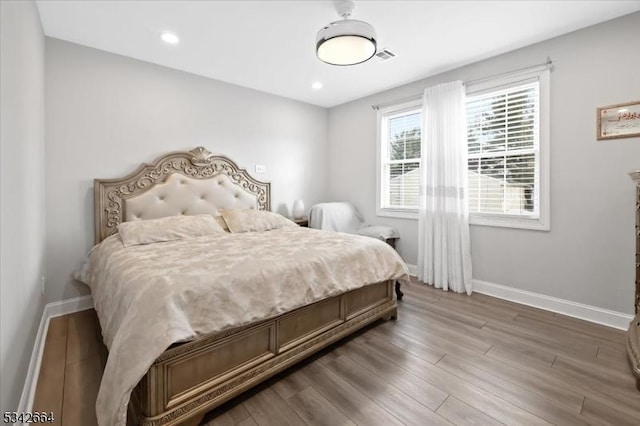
[312,82,323,90]
[161,32,180,45]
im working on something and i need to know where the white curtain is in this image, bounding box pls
[418,81,473,294]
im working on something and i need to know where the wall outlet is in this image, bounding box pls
[41,276,45,296]
[255,164,266,174]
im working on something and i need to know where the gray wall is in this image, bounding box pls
[0,0,47,412]
[327,12,640,314]
[45,38,329,303]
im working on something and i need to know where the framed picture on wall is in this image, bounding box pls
[597,101,640,140]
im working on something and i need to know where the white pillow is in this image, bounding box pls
[220,209,297,233]
[117,214,225,247]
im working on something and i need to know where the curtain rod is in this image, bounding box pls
[371,57,553,110]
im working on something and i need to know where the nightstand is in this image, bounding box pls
[293,217,308,227]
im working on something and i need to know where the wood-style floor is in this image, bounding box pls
[33,279,640,425]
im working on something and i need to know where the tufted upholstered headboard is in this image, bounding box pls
[94,147,270,243]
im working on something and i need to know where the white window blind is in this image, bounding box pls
[466,82,539,218]
[380,107,421,210]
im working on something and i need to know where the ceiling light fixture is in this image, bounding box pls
[316,0,377,66]
[312,82,323,89]
[161,32,180,45]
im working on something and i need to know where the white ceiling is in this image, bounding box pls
[36,1,640,108]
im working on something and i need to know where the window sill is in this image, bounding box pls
[469,214,550,231]
[376,210,550,231]
[377,208,418,220]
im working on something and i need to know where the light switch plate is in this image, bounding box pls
[255,165,266,173]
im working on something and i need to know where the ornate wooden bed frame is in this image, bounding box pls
[94,147,398,425]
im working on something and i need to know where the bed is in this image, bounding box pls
[88,147,409,426]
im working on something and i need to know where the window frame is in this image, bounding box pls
[376,99,422,219]
[465,67,550,231]
[375,66,550,230]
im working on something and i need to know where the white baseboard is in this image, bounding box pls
[472,279,633,330]
[45,294,94,318]
[405,264,633,330]
[15,307,49,422]
[17,295,94,421]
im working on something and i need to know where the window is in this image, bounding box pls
[466,68,550,230]
[377,100,422,218]
[376,67,549,229]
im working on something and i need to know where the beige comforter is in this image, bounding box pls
[83,227,409,426]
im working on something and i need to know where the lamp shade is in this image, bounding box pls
[292,200,305,219]
[316,19,377,66]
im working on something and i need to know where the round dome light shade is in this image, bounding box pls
[316,20,377,66]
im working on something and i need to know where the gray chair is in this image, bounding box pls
[308,202,404,300]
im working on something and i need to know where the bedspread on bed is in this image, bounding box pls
[82,227,409,426]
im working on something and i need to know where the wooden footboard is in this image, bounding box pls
[129,280,397,425]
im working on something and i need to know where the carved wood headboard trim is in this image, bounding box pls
[93,147,271,243]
